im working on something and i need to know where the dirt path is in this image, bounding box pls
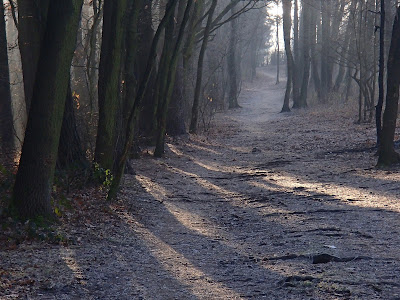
[2,68,400,299]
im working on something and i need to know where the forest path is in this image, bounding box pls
[6,67,400,299]
[113,67,400,299]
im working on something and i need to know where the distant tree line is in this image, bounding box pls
[279,0,400,165]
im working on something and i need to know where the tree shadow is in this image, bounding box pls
[126,144,400,298]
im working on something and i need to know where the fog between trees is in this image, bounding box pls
[0,0,400,220]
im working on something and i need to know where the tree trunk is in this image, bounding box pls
[189,0,218,134]
[13,0,83,220]
[94,0,128,171]
[154,0,193,157]
[276,17,280,85]
[228,6,240,109]
[17,0,50,113]
[0,0,13,151]
[137,0,156,137]
[310,1,321,99]
[299,0,312,108]
[378,5,400,166]
[333,0,356,92]
[376,0,385,145]
[281,0,293,113]
[107,0,181,200]
[320,0,332,102]
[57,79,87,170]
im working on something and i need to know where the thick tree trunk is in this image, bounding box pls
[13,0,83,220]
[17,0,50,113]
[0,0,13,151]
[281,0,293,113]
[378,5,400,166]
[376,0,385,145]
[189,0,218,134]
[94,0,128,171]
[57,79,87,170]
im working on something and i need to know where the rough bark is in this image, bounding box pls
[57,79,87,170]
[94,0,128,171]
[378,5,400,166]
[13,0,83,220]
[17,0,50,113]
[376,0,385,145]
[0,0,13,151]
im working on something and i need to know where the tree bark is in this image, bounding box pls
[228,6,240,109]
[320,0,332,102]
[17,0,50,113]
[107,0,181,200]
[276,17,280,85]
[299,0,312,108]
[0,0,13,151]
[281,0,293,113]
[13,0,83,220]
[57,79,87,170]
[94,0,128,171]
[154,0,193,157]
[189,0,218,134]
[378,5,400,166]
[376,0,385,145]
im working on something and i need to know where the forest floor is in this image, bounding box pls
[2,67,400,299]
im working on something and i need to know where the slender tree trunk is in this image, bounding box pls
[320,0,331,102]
[281,0,293,113]
[276,17,280,85]
[333,0,356,92]
[291,0,300,107]
[293,0,299,68]
[137,0,156,137]
[13,0,83,220]
[228,6,240,109]
[107,0,181,200]
[0,0,13,151]
[376,0,385,145]
[154,0,193,157]
[189,0,218,134]
[299,0,312,108]
[378,5,400,166]
[310,1,321,99]
[94,0,128,171]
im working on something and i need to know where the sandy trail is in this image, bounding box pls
[3,67,400,299]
